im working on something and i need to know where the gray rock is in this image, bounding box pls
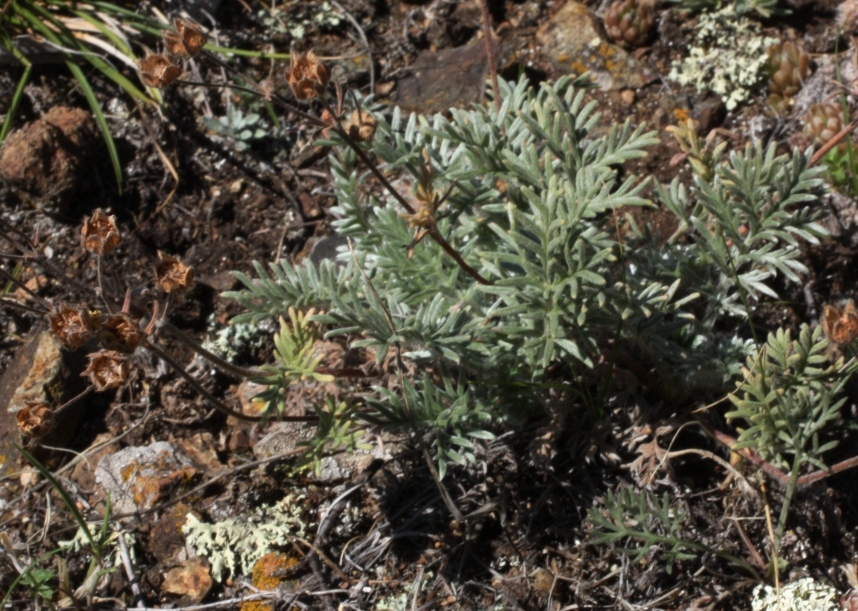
[95,442,197,515]
[535,1,657,91]
[253,422,376,482]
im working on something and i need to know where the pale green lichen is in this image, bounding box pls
[257,1,343,41]
[668,5,778,110]
[182,494,312,582]
[201,315,267,363]
[750,577,839,611]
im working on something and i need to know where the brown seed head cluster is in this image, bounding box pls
[81,208,121,255]
[16,401,53,438]
[83,349,129,391]
[49,303,96,350]
[100,312,143,353]
[822,300,858,344]
[287,50,330,100]
[137,54,182,88]
[344,110,378,143]
[156,252,194,293]
[164,17,208,58]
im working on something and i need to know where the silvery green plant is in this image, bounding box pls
[587,487,760,577]
[225,75,828,479]
[204,104,267,151]
[726,325,852,544]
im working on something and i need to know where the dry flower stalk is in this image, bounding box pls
[83,350,129,391]
[137,54,183,88]
[164,17,208,58]
[156,252,194,293]
[100,312,142,353]
[81,208,121,255]
[822,300,858,344]
[287,50,330,100]
[16,401,53,438]
[49,303,96,350]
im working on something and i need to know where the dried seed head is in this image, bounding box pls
[164,17,208,58]
[83,350,129,391]
[81,208,121,255]
[822,300,858,344]
[319,109,336,139]
[344,110,378,143]
[16,401,53,438]
[48,303,96,350]
[258,79,275,101]
[287,50,330,100]
[137,54,182,88]
[156,252,194,293]
[838,0,858,33]
[100,312,142,353]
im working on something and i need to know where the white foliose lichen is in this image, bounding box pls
[668,5,778,110]
[750,577,839,611]
[182,494,313,582]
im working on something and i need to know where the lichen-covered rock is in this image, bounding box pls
[536,1,656,91]
[95,442,198,515]
[182,494,312,582]
[668,5,778,111]
[0,106,97,207]
[765,41,812,111]
[603,0,655,49]
[751,577,838,611]
[803,102,846,150]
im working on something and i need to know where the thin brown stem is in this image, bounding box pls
[176,78,325,127]
[322,98,492,284]
[0,298,47,316]
[96,255,113,315]
[809,118,858,167]
[53,386,95,418]
[156,320,263,379]
[701,419,858,489]
[427,226,492,285]
[145,340,267,422]
[0,266,48,308]
[479,0,501,112]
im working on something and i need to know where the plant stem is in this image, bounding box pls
[156,320,263,379]
[96,255,113,314]
[144,340,266,422]
[320,98,493,285]
[774,451,803,551]
[478,0,501,112]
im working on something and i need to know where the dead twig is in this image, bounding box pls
[478,0,501,111]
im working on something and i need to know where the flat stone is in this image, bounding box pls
[95,441,198,516]
[535,1,657,91]
[394,40,501,114]
[0,330,89,479]
[253,422,376,482]
[161,557,212,605]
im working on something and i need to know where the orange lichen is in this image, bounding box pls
[121,462,137,482]
[240,553,299,611]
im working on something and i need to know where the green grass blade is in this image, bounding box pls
[16,446,101,555]
[1,67,32,143]
[66,60,124,193]
[21,2,153,105]
[14,5,124,191]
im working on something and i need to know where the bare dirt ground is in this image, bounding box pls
[4,0,858,609]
